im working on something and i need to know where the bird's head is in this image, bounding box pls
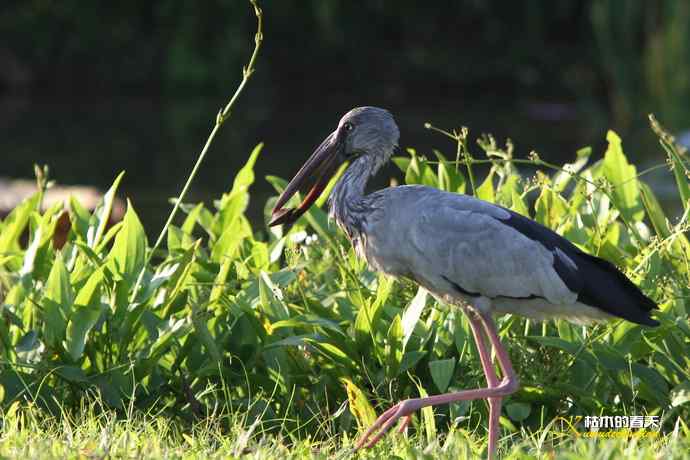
[269,106,399,227]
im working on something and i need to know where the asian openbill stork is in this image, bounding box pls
[269,107,658,459]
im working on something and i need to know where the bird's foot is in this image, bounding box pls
[354,398,420,450]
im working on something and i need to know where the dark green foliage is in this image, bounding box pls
[0,120,688,443]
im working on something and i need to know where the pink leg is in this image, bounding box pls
[355,311,518,459]
[467,314,501,459]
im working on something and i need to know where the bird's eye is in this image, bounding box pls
[343,122,354,132]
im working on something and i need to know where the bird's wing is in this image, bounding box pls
[393,189,579,304]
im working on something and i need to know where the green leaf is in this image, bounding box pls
[670,380,690,407]
[385,315,404,376]
[211,215,251,263]
[505,402,531,422]
[433,150,466,193]
[91,171,125,248]
[476,169,495,202]
[107,200,147,285]
[181,203,204,235]
[602,130,644,222]
[640,181,680,247]
[0,193,40,269]
[19,225,42,277]
[342,378,376,428]
[400,350,427,373]
[65,268,105,361]
[402,287,427,349]
[214,143,262,235]
[510,188,529,217]
[429,358,456,392]
[258,271,290,321]
[69,197,91,242]
[535,188,568,229]
[42,252,73,348]
[53,365,88,383]
[661,138,690,210]
[526,336,579,354]
[190,306,222,363]
[415,380,437,443]
[209,259,232,307]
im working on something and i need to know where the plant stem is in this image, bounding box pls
[129,0,263,302]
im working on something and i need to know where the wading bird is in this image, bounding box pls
[269,107,658,459]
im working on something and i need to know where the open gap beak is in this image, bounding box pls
[269,130,344,227]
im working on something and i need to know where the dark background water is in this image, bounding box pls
[1,1,688,230]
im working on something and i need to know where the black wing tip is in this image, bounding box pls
[576,252,661,327]
[642,317,661,327]
[623,312,660,327]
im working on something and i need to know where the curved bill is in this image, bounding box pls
[269,129,345,227]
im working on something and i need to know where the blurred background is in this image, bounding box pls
[1,0,689,230]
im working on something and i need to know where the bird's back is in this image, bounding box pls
[361,185,658,326]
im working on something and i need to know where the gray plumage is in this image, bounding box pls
[274,106,659,327]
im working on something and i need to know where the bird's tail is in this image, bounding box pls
[574,252,659,327]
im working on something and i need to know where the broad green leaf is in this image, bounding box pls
[476,169,495,202]
[505,402,531,422]
[392,154,411,174]
[404,151,437,187]
[211,215,251,262]
[0,193,40,269]
[535,188,568,229]
[107,200,146,285]
[400,350,427,373]
[53,365,88,383]
[511,189,529,217]
[433,150,466,193]
[415,381,437,443]
[640,181,674,240]
[42,253,73,348]
[167,225,183,252]
[354,279,389,349]
[91,171,125,248]
[258,271,290,321]
[342,378,376,428]
[658,136,690,210]
[670,380,690,407]
[65,268,105,361]
[429,358,456,392]
[402,287,427,349]
[146,317,191,365]
[602,131,644,222]
[214,143,262,235]
[190,305,222,363]
[313,342,358,370]
[250,241,269,271]
[182,203,204,235]
[385,315,403,376]
[527,336,579,354]
[19,225,42,277]
[69,197,91,242]
[95,221,123,253]
[209,259,232,307]
[630,363,669,406]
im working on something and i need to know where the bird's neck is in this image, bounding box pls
[329,154,382,239]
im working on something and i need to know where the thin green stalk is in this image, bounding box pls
[129,0,263,302]
[426,122,477,195]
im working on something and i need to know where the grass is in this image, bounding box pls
[1,2,689,459]
[1,398,688,460]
